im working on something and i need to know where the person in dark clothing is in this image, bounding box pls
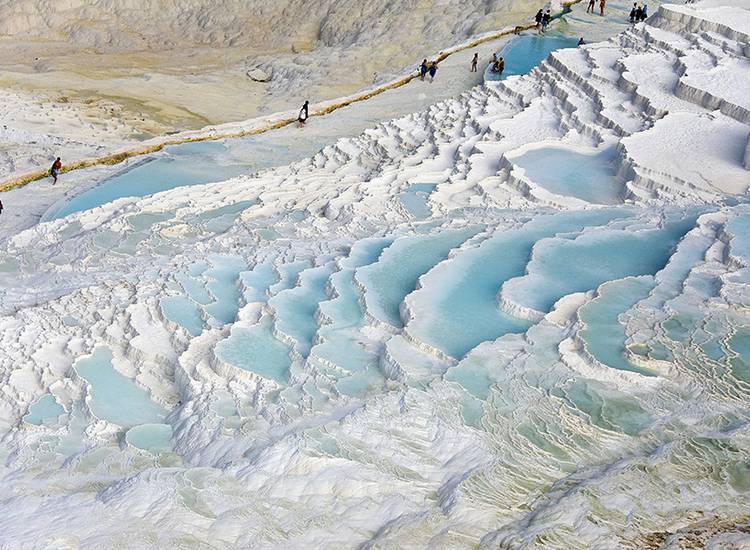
[640,4,648,20]
[635,5,643,21]
[50,157,62,184]
[541,10,551,31]
[535,9,544,26]
[578,37,586,46]
[0,199,3,216]
[587,0,596,13]
[420,59,428,81]
[471,53,479,72]
[298,100,309,126]
[428,61,438,82]
[630,3,637,22]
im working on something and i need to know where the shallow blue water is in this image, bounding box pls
[409,209,632,359]
[579,277,656,375]
[50,141,250,219]
[215,316,293,383]
[399,184,437,219]
[356,226,482,327]
[75,348,167,427]
[23,394,65,426]
[125,423,173,454]
[160,296,204,336]
[269,265,335,356]
[507,213,698,315]
[241,262,278,303]
[485,33,580,81]
[513,146,622,204]
[309,239,393,395]
[203,254,246,325]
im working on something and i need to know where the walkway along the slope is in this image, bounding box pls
[0,1,580,193]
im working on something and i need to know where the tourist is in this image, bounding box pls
[635,4,643,21]
[599,0,606,16]
[578,37,586,46]
[420,59,428,81]
[50,157,62,184]
[492,57,505,75]
[640,4,648,20]
[586,0,596,13]
[629,3,637,22]
[298,100,309,126]
[471,53,479,72]
[542,10,551,31]
[429,61,438,82]
[535,9,544,27]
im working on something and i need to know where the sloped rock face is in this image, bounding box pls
[0,0,531,53]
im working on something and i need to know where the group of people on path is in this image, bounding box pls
[489,53,505,75]
[419,59,440,82]
[629,2,648,22]
[535,9,553,31]
[586,0,607,16]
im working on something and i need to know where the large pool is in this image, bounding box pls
[484,33,579,81]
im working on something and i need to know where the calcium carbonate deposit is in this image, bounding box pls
[0,0,749,547]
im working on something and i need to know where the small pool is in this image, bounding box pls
[399,184,437,219]
[512,146,623,204]
[47,141,251,220]
[484,33,579,82]
[74,347,167,427]
[125,423,173,454]
[23,394,65,426]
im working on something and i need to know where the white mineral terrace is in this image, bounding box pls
[0,0,749,547]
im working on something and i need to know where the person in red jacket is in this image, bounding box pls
[50,157,62,184]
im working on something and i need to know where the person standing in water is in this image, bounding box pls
[50,157,62,184]
[428,61,438,82]
[420,59,428,81]
[298,100,309,126]
[599,0,606,16]
[492,56,505,75]
[471,53,479,72]
[535,9,543,27]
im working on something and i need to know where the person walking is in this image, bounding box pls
[587,0,596,13]
[471,53,479,72]
[599,0,606,16]
[420,59,428,81]
[428,61,438,82]
[535,9,544,27]
[542,10,551,31]
[50,157,62,184]
[298,100,309,127]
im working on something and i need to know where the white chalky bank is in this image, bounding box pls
[0,1,749,547]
